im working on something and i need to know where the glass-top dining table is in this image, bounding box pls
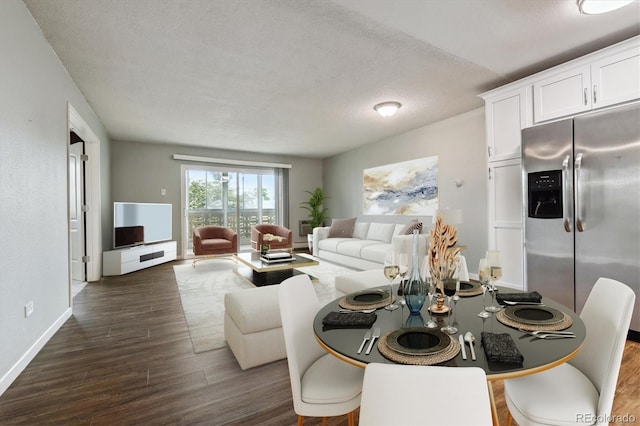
[313,283,586,424]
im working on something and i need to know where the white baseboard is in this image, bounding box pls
[0,307,72,396]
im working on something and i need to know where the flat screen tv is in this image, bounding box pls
[113,202,172,249]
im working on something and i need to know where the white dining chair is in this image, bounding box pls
[504,277,635,426]
[359,364,493,425]
[278,274,364,426]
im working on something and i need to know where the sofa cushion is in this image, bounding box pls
[353,222,370,240]
[336,240,381,258]
[366,223,396,243]
[318,237,352,253]
[361,243,391,263]
[328,217,357,238]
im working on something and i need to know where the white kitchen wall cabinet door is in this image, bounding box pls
[590,47,640,110]
[533,65,592,123]
[484,86,529,162]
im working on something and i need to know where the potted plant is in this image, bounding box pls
[300,187,329,251]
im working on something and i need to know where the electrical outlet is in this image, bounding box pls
[160,188,167,196]
[25,301,34,318]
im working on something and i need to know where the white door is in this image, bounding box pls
[69,141,86,282]
[487,158,524,289]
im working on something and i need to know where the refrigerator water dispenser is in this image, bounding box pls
[527,170,562,219]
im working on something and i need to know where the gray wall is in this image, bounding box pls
[110,140,322,254]
[0,0,111,394]
[322,108,487,274]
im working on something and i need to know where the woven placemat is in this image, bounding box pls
[457,286,484,297]
[338,295,395,311]
[496,309,573,331]
[377,333,460,365]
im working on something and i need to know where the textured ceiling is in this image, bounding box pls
[23,0,640,159]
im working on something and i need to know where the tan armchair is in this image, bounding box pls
[251,224,293,252]
[192,226,238,266]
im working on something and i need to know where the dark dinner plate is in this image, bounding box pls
[458,281,481,292]
[386,328,450,355]
[504,305,564,325]
[345,289,390,306]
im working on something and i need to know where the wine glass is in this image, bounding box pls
[451,257,461,303]
[484,250,503,313]
[440,278,458,335]
[383,263,400,311]
[397,253,409,296]
[477,258,491,318]
[424,277,437,328]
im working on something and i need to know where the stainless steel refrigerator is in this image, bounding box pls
[522,101,639,336]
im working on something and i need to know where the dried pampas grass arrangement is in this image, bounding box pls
[428,214,461,288]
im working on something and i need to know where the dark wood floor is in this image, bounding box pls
[0,259,638,425]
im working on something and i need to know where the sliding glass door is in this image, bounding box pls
[182,165,283,254]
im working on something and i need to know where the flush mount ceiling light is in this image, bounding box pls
[577,0,634,14]
[374,101,401,117]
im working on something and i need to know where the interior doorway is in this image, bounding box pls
[67,103,102,304]
[69,133,87,285]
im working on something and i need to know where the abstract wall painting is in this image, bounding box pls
[362,156,439,215]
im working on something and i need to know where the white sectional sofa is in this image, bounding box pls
[312,219,426,270]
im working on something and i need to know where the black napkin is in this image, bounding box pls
[496,291,542,305]
[481,332,524,364]
[322,312,377,330]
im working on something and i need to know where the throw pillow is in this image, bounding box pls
[328,217,357,238]
[366,223,396,243]
[400,219,423,235]
[353,222,370,239]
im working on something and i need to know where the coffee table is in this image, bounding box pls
[234,252,319,286]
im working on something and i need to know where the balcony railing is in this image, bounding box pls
[187,209,276,249]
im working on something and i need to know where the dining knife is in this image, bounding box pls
[366,328,381,355]
[533,333,577,339]
[459,335,467,360]
[357,331,372,354]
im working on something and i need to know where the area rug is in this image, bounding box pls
[173,254,355,353]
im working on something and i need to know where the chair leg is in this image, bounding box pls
[348,411,355,426]
[506,411,513,426]
[297,415,304,426]
[321,417,326,426]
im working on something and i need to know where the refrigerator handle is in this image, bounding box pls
[562,155,572,232]
[575,153,584,232]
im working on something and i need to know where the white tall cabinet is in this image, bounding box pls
[482,87,528,290]
[481,35,640,291]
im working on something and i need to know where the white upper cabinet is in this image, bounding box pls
[484,86,529,162]
[590,47,640,109]
[533,42,640,124]
[533,65,591,122]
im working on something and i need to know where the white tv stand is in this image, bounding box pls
[103,241,177,276]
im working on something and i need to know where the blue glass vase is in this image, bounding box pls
[404,229,426,315]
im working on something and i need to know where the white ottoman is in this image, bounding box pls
[224,285,286,370]
[335,269,388,295]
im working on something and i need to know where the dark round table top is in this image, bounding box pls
[313,284,586,380]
